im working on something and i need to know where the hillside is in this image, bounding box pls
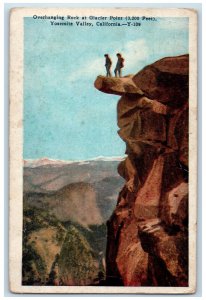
[22,158,124,285]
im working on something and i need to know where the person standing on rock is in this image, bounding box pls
[104,54,112,77]
[114,53,124,77]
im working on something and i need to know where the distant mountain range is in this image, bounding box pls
[24,157,125,224]
[24,156,126,168]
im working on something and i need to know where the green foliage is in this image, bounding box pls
[63,221,107,257]
[22,203,65,285]
[58,224,99,285]
[88,223,107,254]
[22,202,107,286]
[55,230,65,245]
[23,205,63,240]
[22,243,46,285]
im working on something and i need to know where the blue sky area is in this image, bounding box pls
[24,16,189,160]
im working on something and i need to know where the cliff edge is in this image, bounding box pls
[94,54,189,286]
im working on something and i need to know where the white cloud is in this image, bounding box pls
[68,57,103,81]
[68,38,149,80]
[105,39,149,74]
[119,39,149,72]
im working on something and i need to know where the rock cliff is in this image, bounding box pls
[94,54,189,286]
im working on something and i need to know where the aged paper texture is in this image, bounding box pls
[9,7,197,294]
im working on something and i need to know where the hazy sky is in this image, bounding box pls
[24,16,188,160]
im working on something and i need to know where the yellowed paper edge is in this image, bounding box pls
[9,7,197,294]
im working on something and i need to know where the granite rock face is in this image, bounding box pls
[94,75,144,96]
[94,54,189,286]
[133,54,189,107]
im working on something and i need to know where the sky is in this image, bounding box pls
[24,16,189,160]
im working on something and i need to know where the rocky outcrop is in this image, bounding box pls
[94,54,189,286]
[133,54,189,107]
[94,75,143,96]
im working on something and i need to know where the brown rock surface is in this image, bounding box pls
[94,75,143,96]
[133,54,189,107]
[94,54,189,286]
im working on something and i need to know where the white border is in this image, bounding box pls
[2,1,203,298]
[9,7,197,295]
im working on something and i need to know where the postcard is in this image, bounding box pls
[9,7,197,294]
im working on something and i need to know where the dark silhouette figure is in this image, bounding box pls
[104,54,112,77]
[114,53,124,77]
